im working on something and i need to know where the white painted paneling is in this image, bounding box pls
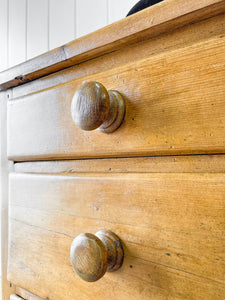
[49,0,75,50]
[108,0,137,23]
[0,0,8,71]
[8,0,26,67]
[27,0,48,59]
[1,0,138,68]
[76,0,108,38]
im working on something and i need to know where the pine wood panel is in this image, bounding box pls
[14,155,225,174]
[8,173,225,300]
[8,35,225,161]
[1,0,225,90]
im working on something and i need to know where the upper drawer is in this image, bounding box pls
[8,35,225,161]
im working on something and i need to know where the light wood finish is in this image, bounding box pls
[3,1,225,299]
[1,0,225,90]
[0,91,15,300]
[14,155,225,174]
[15,287,43,300]
[70,230,124,282]
[12,12,225,99]
[71,81,126,133]
[8,173,225,299]
[8,34,225,160]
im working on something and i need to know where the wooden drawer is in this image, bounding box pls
[7,33,225,161]
[8,172,225,300]
[2,1,225,300]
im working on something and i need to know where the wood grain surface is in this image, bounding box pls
[14,155,225,174]
[1,0,224,90]
[8,173,225,300]
[4,2,225,300]
[8,35,225,160]
[12,12,225,99]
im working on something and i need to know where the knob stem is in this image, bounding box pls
[95,230,124,272]
[100,91,126,133]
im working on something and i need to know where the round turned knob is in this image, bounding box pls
[71,81,126,133]
[70,230,124,282]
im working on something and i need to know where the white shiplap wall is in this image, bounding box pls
[0,0,138,72]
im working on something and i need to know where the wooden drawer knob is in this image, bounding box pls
[70,230,124,282]
[71,81,126,133]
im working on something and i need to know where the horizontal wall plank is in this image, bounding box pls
[1,0,225,90]
[8,35,225,160]
[8,173,225,299]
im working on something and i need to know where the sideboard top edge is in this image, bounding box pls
[0,0,224,90]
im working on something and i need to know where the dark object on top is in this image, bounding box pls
[127,0,164,17]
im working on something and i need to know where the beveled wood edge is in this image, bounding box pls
[0,91,16,299]
[12,13,225,99]
[1,0,225,90]
[15,287,43,300]
[14,154,225,174]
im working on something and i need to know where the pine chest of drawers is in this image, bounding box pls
[1,0,225,299]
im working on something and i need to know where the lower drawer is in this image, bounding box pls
[8,172,225,299]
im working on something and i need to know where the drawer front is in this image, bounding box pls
[8,35,225,161]
[8,173,225,299]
